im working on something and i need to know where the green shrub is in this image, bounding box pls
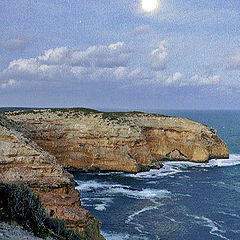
[0,183,84,240]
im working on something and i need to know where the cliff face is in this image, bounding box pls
[6,109,229,173]
[0,114,104,240]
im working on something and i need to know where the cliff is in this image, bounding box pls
[0,114,104,240]
[5,108,229,173]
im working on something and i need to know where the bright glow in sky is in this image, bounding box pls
[141,0,159,12]
[0,0,239,109]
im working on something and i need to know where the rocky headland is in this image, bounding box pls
[0,108,229,239]
[5,108,229,173]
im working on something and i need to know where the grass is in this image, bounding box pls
[2,107,168,121]
[0,183,84,240]
[50,108,100,114]
[101,111,143,120]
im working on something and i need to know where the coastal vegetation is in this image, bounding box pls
[0,183,84,240]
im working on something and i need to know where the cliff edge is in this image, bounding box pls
[5,108,229,173]
[0,113,104,240]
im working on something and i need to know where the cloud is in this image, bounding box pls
[1,56,72,84]
[132,25,152,36]
[230,51,240,70]
[0,42,143,86]
[152,72,220,87]
[39,47,69,65]
[149,40,169,71]
[0,40,221,90]
[187,74,220,86]
[164,72,183,86]
[150,71,217,87]
[71,42,133,68]
[0,35,31,51]
[1,79,19,89]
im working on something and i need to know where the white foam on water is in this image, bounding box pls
[102,231,149,240]
[101,232,130,240]
[175,193,192,197]
[110,187,171,200]
[126,205,160,225]
[207,154,240,167]
[126,164,183,179]
[76,180,171,200]
[165,216,177,222]
[95,204,106,211]
[125,203,164,234]
[218,211,240,219]
[76,180,117,191]
[78,196,113,211]
[94,198,113,211]
[125,154,240,179]
[189,214,229,240]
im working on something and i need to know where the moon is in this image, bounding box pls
[141,0,159,12]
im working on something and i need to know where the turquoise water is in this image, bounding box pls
[73,110,240,240]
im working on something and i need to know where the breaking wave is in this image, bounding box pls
[188,214,229,240]
[126,154,240,179]
[76,180,171,200]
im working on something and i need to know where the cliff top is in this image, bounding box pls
[3,108,216,138]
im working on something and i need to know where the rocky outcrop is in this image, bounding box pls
[5,109,229,173]
[0,114,104,240]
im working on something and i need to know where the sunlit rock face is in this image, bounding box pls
[5,109,229,173]
[0,114,104,240]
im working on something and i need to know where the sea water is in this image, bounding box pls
[73,110,240,240]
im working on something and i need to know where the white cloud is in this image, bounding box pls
[39,47,69,65]
[70,42,133,68]
[2,56,71,83]
[165,73,220,87]
[230,52,240,70]
[187,74,220,86]
[165,72,183,86]
[0,42,136,84]
[151,72,220,87]
[1,79,19,89]
[0,35,30,51]
[88,67,145,82]
[132,25,152,36]
[6,58,40,74]
[0,40,222,90]
[149,40,169,71]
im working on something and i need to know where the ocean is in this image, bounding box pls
[73,110,240,240]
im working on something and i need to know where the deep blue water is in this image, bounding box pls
[73,110,240,240]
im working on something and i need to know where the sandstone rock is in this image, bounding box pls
[5,109,229,173]
[0,114,104,240]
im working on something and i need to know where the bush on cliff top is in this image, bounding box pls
[0,183,84,240]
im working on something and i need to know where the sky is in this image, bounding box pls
[0,0,240,110]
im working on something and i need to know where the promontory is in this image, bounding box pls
[4,108,229,173]
[0,108,229,239]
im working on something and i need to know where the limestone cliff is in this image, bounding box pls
[0,114,104,240]
[5,108,229,173]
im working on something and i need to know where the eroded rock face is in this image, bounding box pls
[5,109,229,173]
[0,114,104,240]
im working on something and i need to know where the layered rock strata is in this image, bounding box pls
[0,114,104,240]
[5,109,229,173]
